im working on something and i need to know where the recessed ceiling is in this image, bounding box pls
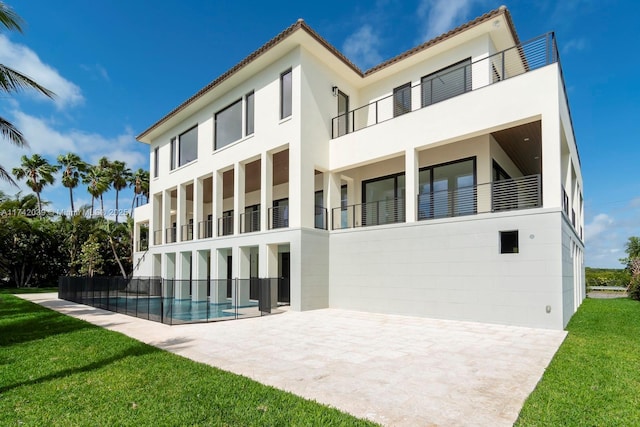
[491,121,542,176]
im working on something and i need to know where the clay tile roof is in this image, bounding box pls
[137,6,518,142]
[364,6,518,75]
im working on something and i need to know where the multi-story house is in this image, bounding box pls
[132,6,584,330]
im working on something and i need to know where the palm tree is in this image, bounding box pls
[0,2,54,185]
[57,153,87,215]
[129,168,150,212]
[11,154,60,218]
[83,165,110,217]
[109,160,132,223]
[96,156,112,217]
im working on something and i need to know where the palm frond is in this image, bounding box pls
[0,115,27,146]
[0,165,18,186]
[0,2,23,33]
[0,64,55,98]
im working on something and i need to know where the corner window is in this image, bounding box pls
[500,230,519,254]
[153,147,159,178]
[170,137,176,170]
[215,99,242,150]
[393,83,411,117]
[280,69,292,119]
[421,58,471,107]
[245,91,255,135]
[179,125,198,167]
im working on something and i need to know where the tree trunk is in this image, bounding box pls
[69,186,75,215]
[115,189,119,224]
[108,234,127,278]
[90,196,94,217]
[100,195,105,218]
[36,191,42,219]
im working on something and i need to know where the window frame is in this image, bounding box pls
[169,137,176,170]
[214,98,243,150]
[500,230,519,254]
[153,147,159,178]
[178,125,198,167]
[393,82,412,117]
[280,68,292,119]
[421,57,472,108]
[245,90,255,136]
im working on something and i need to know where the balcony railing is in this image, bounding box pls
[198,220,214,239]
[333,198,406,229]
[315,206,328,230]
[153,229,162,245]
[181,224,194,241]
[165,227,177,243]
[332,32,558,138]
[240,210,261,233]
[217,216,234,236]
[268,205,289,230]
[332,175,541,230]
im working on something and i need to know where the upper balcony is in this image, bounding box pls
[331,32,560,139]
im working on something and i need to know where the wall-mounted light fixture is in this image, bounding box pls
[332,86,338,97]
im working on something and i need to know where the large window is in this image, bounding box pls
[245,91,254,135]
[393,83,411,117]
[153,147,159,178]
[362,173,405,226]
[170,137,176,170]
[418,157,476,219]
[421,58,472,107]
[280,69,292,119]
[215,99,242,150]
[178,126,198,166]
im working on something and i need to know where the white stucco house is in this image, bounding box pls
[132,6,584,330]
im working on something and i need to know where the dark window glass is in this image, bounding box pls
[280,69,292,119]
[421,58,472,107]
[362,173,406,226]
[215,99,242,150]
[418,157,476,219]
[179,126,198,166]
[393,83,411,117]
[245,91,254,136]
[170,137,176,170]
[153,147,159,178]
[500,230,519,254]
[337,90,349,136]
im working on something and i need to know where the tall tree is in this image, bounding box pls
[0,2,54,184]
[129,168,150,212]
[109,160,132,223]
[11,154,60,218]
[83,165,110,217]
[57,152,87,215]
[96,156,112,217]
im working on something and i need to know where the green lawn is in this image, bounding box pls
[516,297,640,426]
[0,293,376,426]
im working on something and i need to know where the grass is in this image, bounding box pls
[0,286,58,294]
[516,297,640,426]
[0,293,376,426]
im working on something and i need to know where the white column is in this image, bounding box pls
[194,177,203,239]
[260,151,273,231]
[213,170,223,236]
[176,251,191,300]
[193,250,209,302]
[234,246,250,306]
[233,163,245,234]
[162,190,172,244]
[327,172,341,230]
[211,249,228,304]
[405,148,418,223]
[177,183,186,241]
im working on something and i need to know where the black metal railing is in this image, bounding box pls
[315,206,328,230]
[198,220,214,239]
[331,175,541,229]
[133,194,149,208]
[153,229,162,245]
[333,198,405,229]
[217,216,234,236]
[181,223,194,241]
[332,32,559,138]
[240,210,261,233]
[58,276,289,326]
[165,227,177,243]
[268,205,288,229]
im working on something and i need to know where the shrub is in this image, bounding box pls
[629,275,640,301]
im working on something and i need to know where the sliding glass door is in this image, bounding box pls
[418,157,476,219]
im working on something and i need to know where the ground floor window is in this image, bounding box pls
[418,157,476,219]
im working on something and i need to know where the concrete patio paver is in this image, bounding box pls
[17,293,566,426]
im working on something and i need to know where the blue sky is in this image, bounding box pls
[1,0,638,267]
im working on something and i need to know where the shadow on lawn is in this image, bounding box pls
[0,295,94,347]
[0,343,157,394]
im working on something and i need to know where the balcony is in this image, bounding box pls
[181,224,194,241]
[332,175,541,230]
[240,210,261,234]
[217,216,234,237]
[198,220,214,239]
[331,33,559,138]
[268,205,289,230]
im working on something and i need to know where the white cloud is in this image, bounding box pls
[416,0,483,42]
[585,213,613,242]
[342,25,383,70]
[0,34,84,108]
[561,38,588,55]
[80,63,110,82]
